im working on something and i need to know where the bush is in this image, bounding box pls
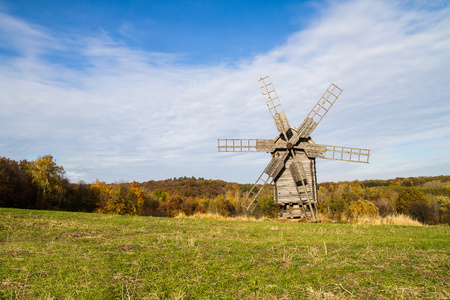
[208,195,235,217]
[396,187,427,214]
[345,200,378,222]
[408,201,432,224]
[160,195,185,217]
[257,195,277,218]
[318,194,350,222]
[374,198,395,217]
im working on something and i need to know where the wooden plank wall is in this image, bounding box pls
[274,151,317,205]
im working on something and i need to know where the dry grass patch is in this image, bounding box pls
[355,214,423,226]
[180,212,424,226]
[176,212,273,222]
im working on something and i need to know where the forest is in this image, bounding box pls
[1,155,449,225]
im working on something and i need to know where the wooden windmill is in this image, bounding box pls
[218,76,370,221]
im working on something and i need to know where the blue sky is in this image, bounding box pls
[0,0,449,184]
[2,0,319,64]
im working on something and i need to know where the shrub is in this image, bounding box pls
[408,201,432,224]
[396,187,427,214]
[209,195,235,217]
[160,195,185,217]
[318,194,350,222]
[345,200,378,222]
[374,198,395,217]
[257,195,277,218]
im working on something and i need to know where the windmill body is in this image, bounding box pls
[218,76,370,221]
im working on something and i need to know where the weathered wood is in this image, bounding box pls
[274,151,316,205]
[217,77,370,220]
[264,152,286,178]
[240,151,288,212]
[256,139,276,152]
[258,76,291,135]
[292,83,342,141]
[217,139,276,152]
[324,145,370,163]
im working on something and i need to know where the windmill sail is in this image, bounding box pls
[289,152,318,222]
[292,83,342,141]
[217,139,275,152]
[258,76,291,136]
[304,144,370,163]
[241,152,288,212]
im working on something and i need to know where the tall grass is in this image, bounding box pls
[176,212,273,222]
[355,214,423,226]
[180,212,423,226]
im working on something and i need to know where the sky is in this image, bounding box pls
[0,0,449,184]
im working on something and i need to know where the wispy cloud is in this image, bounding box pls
[0,0,449,183]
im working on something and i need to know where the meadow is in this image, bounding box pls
[0,208,449,299]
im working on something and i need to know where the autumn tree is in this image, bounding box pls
[130,181,146,215]
[209,195,235,217]
[435,196,450,224]
[65,182,96,212]
[0,157,38,208]
[396,187,427,214]
[345,200,379,221]
[93,181,147,216]
[24,155,66,209]
[160,195,185,217]
[141,194,164,216]
[318,194,350,221]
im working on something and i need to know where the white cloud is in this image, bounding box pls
[0,0,449,184]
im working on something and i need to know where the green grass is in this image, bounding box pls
[0,208,449,299]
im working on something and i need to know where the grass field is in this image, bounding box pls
[0,208,449,299]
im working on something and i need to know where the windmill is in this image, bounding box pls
[217,76,370,221]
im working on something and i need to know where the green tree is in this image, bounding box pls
[396,187,427,214]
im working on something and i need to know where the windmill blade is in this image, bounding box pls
[258,76,291,136]
[241,151,288,212]
[304,144,370,163]
[288,160,310,221]
[217,139,276,152]
[289,151,318,222]
[293,83,343,141]
[298,142,327,158]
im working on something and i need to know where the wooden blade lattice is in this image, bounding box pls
[258,76,291,136]
[217,139,275,152]
[323,145,370,163]
[294,83,343,141]
[241,152,288,212]
[289,151,318,222]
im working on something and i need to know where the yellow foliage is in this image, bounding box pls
[92,180,147,216]
[345,200,378,221]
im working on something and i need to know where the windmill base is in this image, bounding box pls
[277,203,318,221]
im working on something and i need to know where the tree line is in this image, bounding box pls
[1,155,449,224]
